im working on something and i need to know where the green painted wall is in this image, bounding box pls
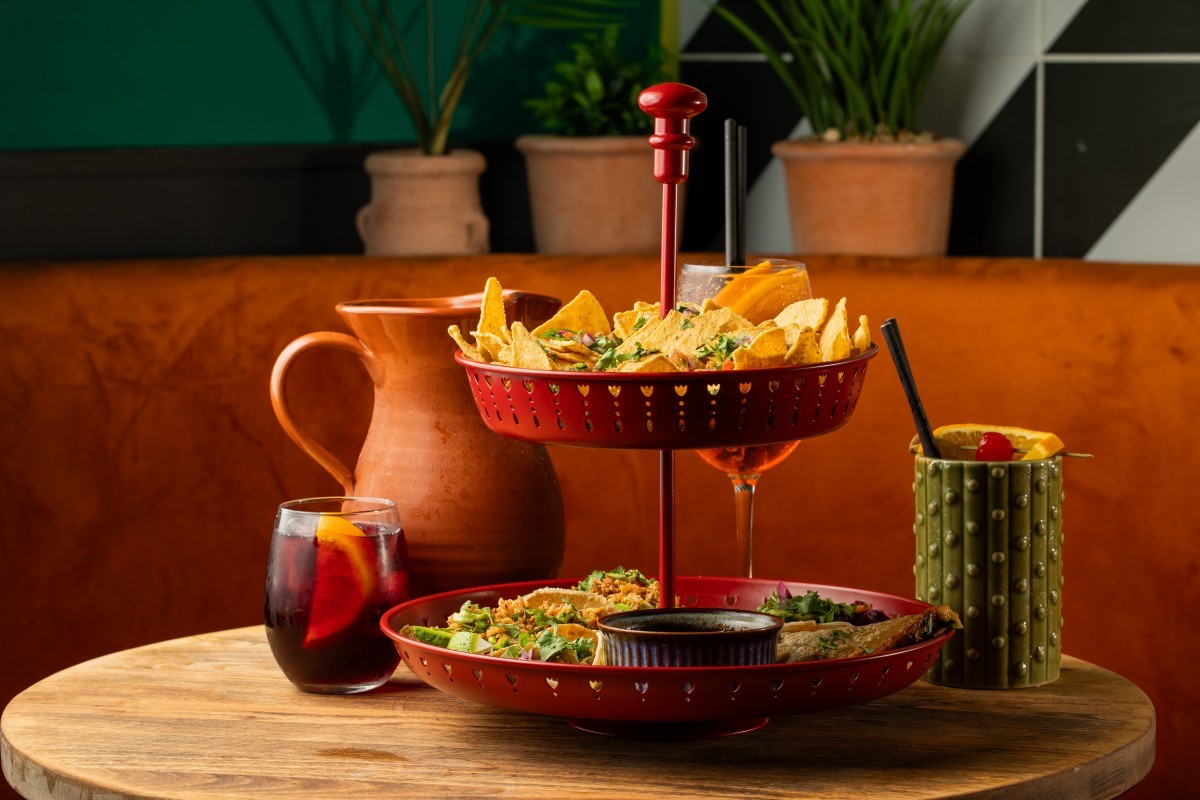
[0,1,660,150]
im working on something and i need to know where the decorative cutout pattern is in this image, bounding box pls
[457,349,875,449]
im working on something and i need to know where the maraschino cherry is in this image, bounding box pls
[975,431,1015,461]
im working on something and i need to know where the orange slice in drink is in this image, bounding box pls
[712,262,775,308]
[729,270,809,323]
[303,514,376,648]
[928,424,1065,461]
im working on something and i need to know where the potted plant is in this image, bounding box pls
[713,0,973,257]
[339,0,626,256]
[517,25,668,255]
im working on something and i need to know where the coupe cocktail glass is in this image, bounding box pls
[264,496,410,693]
[676,259,812,578]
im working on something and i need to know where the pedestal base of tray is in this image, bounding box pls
[566,716,769,739]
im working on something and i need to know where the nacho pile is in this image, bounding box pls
[448,276,871,373]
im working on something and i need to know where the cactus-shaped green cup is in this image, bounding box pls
[914,454,1064,688]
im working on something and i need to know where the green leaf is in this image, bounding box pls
[711,0,974,139]
[525,24,668,136]
[338,0,635,153]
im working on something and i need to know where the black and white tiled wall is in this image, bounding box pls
[675,0,1200,264]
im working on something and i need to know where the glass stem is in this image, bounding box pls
[729,473,761,579]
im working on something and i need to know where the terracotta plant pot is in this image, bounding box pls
[771,138,965,257]
[516,135,661,255]
[357,149,489,256]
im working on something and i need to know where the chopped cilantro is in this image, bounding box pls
[815,629,849,653]
[568,362,590,371]
[757,589,859,624]
[594,342,659,372]
[578,566,651,591]
[586,334,623,354]
[696,333,744,362]
[534,627,595,663]
[633,315,648,331]
[540,330,573,340]
[680,318,693,330]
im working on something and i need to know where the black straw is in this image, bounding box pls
[724,119,747,266]
[881,318,941,458]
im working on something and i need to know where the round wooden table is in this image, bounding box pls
[1,627,1154,800]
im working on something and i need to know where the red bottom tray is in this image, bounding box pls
[381,577,951,734]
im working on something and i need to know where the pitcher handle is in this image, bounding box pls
[270,331,375,494]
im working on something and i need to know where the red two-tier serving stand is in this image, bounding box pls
[383,84,950,736]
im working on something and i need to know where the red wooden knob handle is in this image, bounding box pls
[638,83,708,185]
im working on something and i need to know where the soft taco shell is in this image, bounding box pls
[520,587,618,614]
[776,606,962,663]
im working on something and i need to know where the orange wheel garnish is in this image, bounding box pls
[303,515,376,648]
[921,424,1065,461]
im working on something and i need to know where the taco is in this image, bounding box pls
[776,606,961,663]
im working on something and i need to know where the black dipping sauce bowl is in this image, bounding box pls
[598,608,782,667]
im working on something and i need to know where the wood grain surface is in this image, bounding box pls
[1,627,1154,800]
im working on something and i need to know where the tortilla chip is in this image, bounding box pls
[510,322,555,370]
[702,305,752,333]
[531,290,611,337]
[477,277,507,339]
[775,298,829,332]
[732,326,788,369]
[638,309,729,357]
[785,326,822,365]
[852,314,871,354]
[447,324,483,362]
[474,331,508,363]
[618,353,679,372]
[540,337,594,356]
[547,349,593,367]
[613,302,659,340]
[819,297,851,362]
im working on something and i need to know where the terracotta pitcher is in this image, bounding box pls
[270,292,565,597]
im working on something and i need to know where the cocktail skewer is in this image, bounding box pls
[956,445,1093,458]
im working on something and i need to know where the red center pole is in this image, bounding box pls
[638,83,706,609]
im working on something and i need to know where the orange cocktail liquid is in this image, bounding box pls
[695,441,801,475]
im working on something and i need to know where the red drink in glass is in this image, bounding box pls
[264,497,410,693]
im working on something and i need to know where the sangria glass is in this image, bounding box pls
[676,259,812,578]
[264,496,410,694]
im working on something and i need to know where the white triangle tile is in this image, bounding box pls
[678,0,713,52]
[1044,0,1094,49]
[1086,121,1200,265]
[746,120,811,254]
[923,54,1035,146]
[943,0,1039,56]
